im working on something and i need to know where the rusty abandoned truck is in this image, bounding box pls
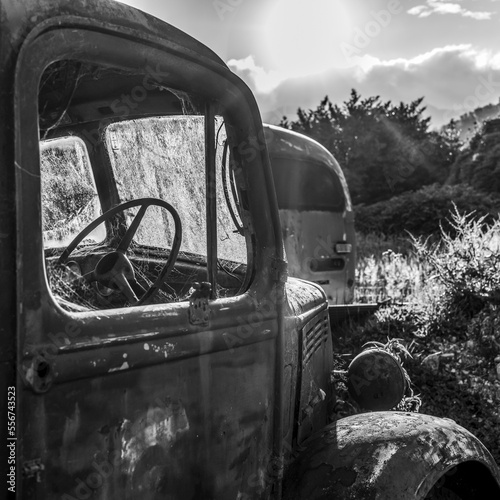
[264,124,356,306]
[1,0,499,498]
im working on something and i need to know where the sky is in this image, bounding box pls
[115,0,500,129]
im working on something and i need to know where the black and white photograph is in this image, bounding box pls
[1,0,499,498]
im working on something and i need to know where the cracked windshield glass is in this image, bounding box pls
[41,115,247,311]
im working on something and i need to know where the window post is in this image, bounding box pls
[205,103,218,299]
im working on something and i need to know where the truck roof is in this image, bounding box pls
[263,124,352,210]
[263,124,346,179]
[1,0,226,67]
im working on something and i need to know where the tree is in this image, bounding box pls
[448,120,500,196]
[354,183,500,238]
[279,90,457,205]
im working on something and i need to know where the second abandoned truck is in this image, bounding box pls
[265,124,356,306]
[0,0,499,498]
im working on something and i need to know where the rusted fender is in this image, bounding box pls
[282,411,500,499]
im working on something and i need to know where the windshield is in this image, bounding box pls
[38,59,249,312]
[40,137,104,247]
[106,115,247,263]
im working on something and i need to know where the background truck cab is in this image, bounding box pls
[264,124,356,305]
[0,1,499,499]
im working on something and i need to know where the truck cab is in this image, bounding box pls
[0,1,499,499]
[264,124,356,305]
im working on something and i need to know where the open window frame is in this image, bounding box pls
[15,18,281,348]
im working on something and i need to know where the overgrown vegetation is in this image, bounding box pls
[280,89,459,205]
[355,184,500,238]
[279,89,500,465]
[413,210,500,335]
[279,91,500,237]
[336,209,500,464]
[41,138,100,246]
[449,123,500,196]
[354,246,430,303]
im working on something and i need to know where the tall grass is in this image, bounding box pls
[348,211,500,464]
[354,233,434,303]
[355,208,500,307]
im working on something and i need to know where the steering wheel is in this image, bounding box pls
[58,198,182,306]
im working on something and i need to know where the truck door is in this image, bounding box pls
[14,21,281,500]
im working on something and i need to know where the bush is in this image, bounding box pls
[342,214,500,463]
[467,305,500,365]
[412,208,500,337]
[449,128,500,196]
[355,184,500,238]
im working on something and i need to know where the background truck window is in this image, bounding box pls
[270,157,346,212]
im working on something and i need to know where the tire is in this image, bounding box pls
[425,485,464,500]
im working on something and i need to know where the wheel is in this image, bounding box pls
[425,485,464,499]
[58,198,182,305]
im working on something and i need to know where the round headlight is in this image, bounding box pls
[347,349,406,411]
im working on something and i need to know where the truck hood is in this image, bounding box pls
[285,277,328,323]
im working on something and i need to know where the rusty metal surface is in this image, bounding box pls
[280,209,354,304]
[347,349,406,411]
[282,279,333,453]
[4,3,284,498]
[285,278,328,323]
[282,411,500,499]
[1,0,226,67]
[22,339,276,499]
[18,281,329,499]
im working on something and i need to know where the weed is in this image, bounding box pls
[347,208,500,463]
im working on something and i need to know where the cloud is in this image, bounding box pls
[408,5,433,17]
[228,45,500,128]
[227,55,285,94]
[408,1,494,20]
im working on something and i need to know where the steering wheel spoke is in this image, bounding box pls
[111,272,139,303]
[117,203,148,253]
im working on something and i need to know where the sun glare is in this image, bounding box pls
[263,0,352,77]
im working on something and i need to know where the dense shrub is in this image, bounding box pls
[448,128,500,196]
[467,305,500,365]
[280,91,456,205]
[345,213,500,463]
[355,183,500,238]
[412,209,500,338]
